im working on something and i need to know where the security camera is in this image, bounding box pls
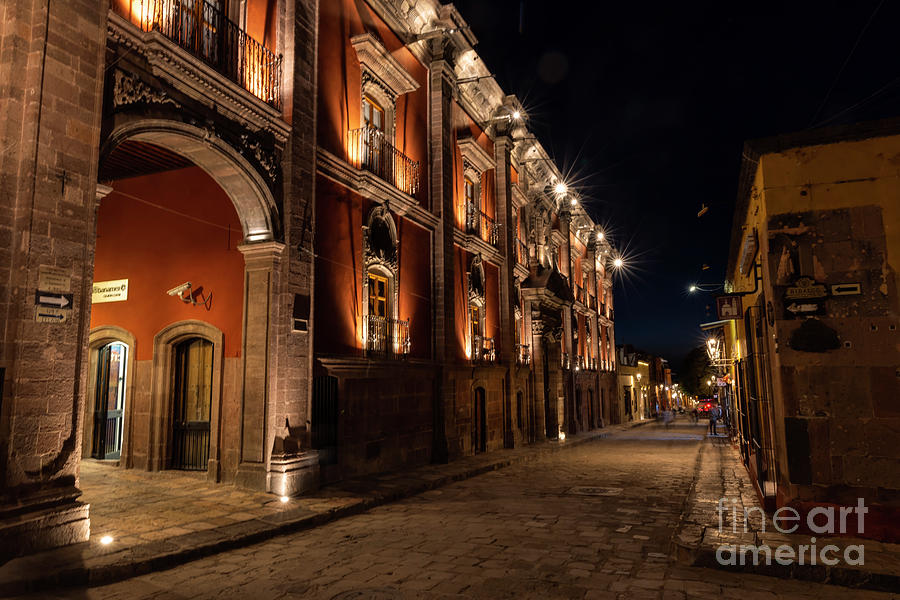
[167,282,192,297]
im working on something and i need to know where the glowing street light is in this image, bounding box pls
[554,182,568,196]
[612,257,624,269]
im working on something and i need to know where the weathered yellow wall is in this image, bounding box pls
[730,134,900,530]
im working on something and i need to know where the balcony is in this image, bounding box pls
[471,335,496,363]
[347,128,419,196]
[465,203,501,247]
[516,344,531,366]
[113,0,282,109]
[516,239,528,266]
[365,315,410,358]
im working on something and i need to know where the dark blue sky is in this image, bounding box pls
[454,0,900,369]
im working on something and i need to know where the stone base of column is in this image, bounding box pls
[267,451,319,497]
[0,496,90,560]
[234,462,267,491]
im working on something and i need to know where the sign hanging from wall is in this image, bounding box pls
[715,295,743,320]
[92,279,129,304]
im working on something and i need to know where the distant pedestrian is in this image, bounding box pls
[708,405,718,435]
[663,409,674,429]
[691,408,699,423]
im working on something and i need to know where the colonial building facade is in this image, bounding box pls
[721,120,900,541]
[0,0,617,557]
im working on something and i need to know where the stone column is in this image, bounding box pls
[429,35,459,463]
[0,0,106,557]
[494,135,516,448]
[236,242,285,489]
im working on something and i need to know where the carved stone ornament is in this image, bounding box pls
[113,70,179,108]
[351,33,419,97]
[468,254,485,304]
[363,204,399,272]
[240,134,278,181]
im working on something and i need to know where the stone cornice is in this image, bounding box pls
[316,355,437,377]
[457,137,494,174]
[107,12,290,144]
[351,33,420,97]
[451,228,503,265]
[317,148,439,230]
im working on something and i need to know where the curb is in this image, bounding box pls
[0,420,649,596]
[671,440,899,593]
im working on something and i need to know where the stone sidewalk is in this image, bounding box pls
[672,437,900,593]
[0,420,650,597]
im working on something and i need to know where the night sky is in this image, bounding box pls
[454,0,900,371]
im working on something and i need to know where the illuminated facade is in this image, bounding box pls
[723,120,900,541]
[0,0,316,557]
[312,0,618,479]
[0,0,618,557]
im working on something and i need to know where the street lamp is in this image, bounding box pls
[688,283,724,293]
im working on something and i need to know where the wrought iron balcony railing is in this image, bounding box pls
[516,343,531,366]
[516,239,528,266]
[114,0,282,109]
[471,334,496,363]
[347,127,419,196]
[575,355,586,371]
[465,202,501,247]
[365,314,410,358]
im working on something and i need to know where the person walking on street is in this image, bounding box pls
[708,404,718,435]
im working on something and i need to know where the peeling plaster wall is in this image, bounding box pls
[733,134,900,540]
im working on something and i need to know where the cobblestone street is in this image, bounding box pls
[32,422,895,600]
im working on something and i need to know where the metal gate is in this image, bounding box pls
[92,343,127,460]
[744,303,778,501]
[312,375,338,465]
[171,338,212,471]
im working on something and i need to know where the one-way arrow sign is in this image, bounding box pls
[34,290,73,309]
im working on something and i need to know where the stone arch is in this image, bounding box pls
[149,320,225,480]
[101,119,279,242]
[83,326,137,467]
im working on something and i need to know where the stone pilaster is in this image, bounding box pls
[429,35,458,463]
[494,135,516,448]
[236,242,285,489]
[0,0,106,559]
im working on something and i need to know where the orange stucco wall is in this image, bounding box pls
[317,0,429,204]
[399,218,432,359]
[91,166,245,360]
[314,176,432,358]
[246,0,277,50]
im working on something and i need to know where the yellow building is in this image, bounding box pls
[724,119,900,540]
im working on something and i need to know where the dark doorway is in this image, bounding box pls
[312,375,339,465]
[543,340,553,439]
[473,387,486,453]
[171,337,213,470]
[575,388,583,433]
[91,342,128,460]
[588,389,594,430]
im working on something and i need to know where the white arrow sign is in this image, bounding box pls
[787,303,818,314]
[38,294,70,308]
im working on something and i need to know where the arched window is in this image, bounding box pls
[363,205,408,356]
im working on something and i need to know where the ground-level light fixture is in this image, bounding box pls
[100,535,114,546]
[280,496,290,504]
